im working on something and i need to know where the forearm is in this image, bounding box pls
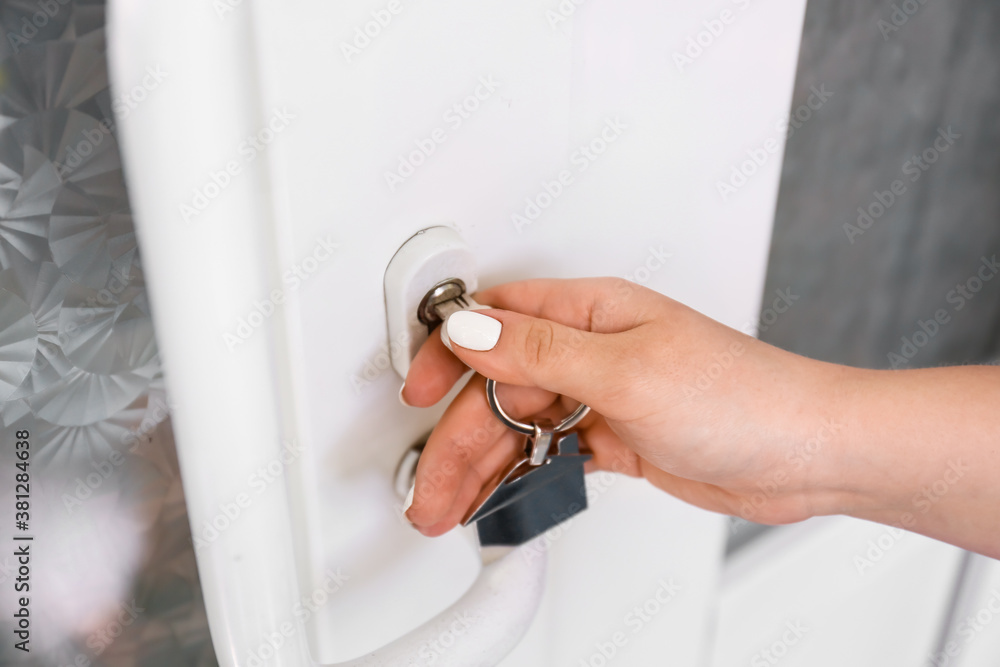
[812,363,1000,557]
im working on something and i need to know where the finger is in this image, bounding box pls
[406,376,559,529]
[406,376,506,527]
[442,307,639,417]
[416,425,531,536]
[475,277,658,333]
[402,324,470,407]
[420,395,595,535]
[416,471,489,537]
[576,417,642,477]
[403,277,656,406]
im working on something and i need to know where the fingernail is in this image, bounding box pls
[440,320,454,352]
[398,383,411,407]
[402,483,415,523]
[446,310,501,351]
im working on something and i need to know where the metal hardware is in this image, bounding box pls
[418,278,474,329]
[417,277,491,352]
[485,377,590,437]
[402,274,595,548]
[383,226,479,379]
[463,381,593,546]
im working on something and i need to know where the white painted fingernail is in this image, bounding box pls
[402,483,415,515]
[398,383,411,407]
[441,304,490,352]
[440,320,454,352]
[446,311,501,351]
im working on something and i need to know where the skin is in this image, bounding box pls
[401,277,1000,558]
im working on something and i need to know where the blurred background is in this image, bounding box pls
[0,0,998,665]
[0,1,211,665]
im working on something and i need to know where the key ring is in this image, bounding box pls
[485,378,590,437]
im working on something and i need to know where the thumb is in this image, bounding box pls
[442,308,621,409]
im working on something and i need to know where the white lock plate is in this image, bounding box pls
[383,226,479,379]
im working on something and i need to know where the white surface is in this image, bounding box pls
[248,0,806,661]
[383,226,479,378]
[108,1,548,664]
[108,1,312,665]
[505,476,728,666]
[945,555,1000,667]
[335,537,547,667]
[110,0,809,663]
[711,517,965,667]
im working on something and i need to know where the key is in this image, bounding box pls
[411,282,594,546]
[463,394,593,546]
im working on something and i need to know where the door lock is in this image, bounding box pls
[384,227,482,377]
[418,278,489,352]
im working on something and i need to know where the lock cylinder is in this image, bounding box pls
[383,226,480,378]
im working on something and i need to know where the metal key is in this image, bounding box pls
[462,379,592,546]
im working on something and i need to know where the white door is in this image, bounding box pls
[108,0,808,663]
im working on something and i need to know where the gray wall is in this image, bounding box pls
[761,0,1000,369]
[728,0,1000,556]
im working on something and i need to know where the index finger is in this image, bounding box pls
[404,277,652,406]
[474,277,656,334]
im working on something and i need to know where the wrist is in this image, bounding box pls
[729,345,864,525]
[790,360,887,521]
[770,356,873,521]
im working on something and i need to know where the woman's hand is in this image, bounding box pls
[400,277,1000,560]
[400,277,845,536]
